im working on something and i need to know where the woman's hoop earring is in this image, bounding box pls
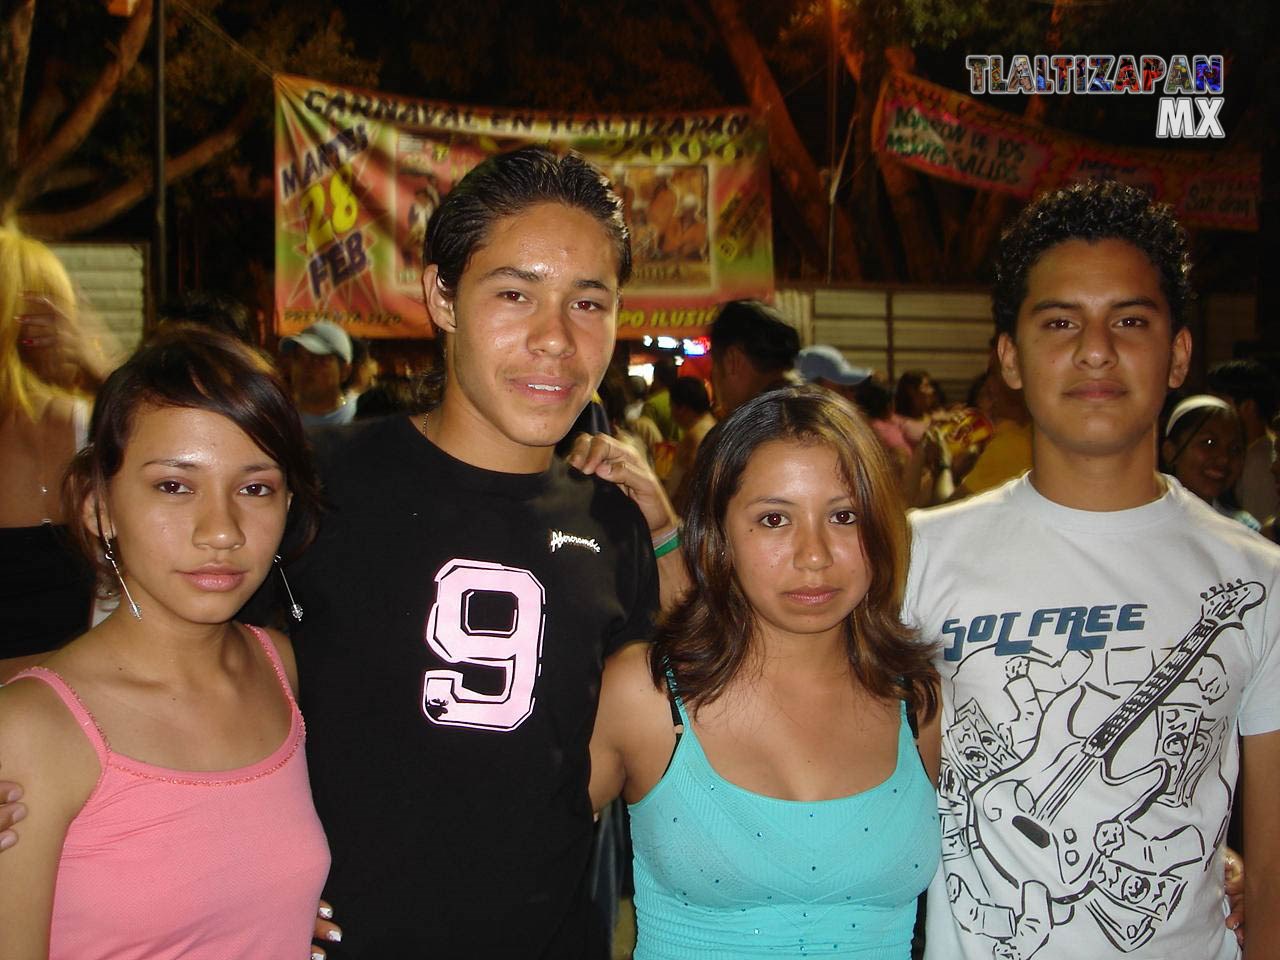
[104,540,142,620]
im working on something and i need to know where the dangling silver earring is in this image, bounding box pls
[275,555,303,622]
[104,540,142,620]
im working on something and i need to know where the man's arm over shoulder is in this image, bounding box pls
[599,482,661,658]
[566,432,689,612]
[1241,730,1280,958]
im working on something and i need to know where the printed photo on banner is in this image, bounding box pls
[274,74,774,340]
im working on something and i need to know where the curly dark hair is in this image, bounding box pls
[650,385,939,723]
[992,180,1193,338]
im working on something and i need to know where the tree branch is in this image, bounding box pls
[846,41,943,283]
[14,0,153,207]
[33,164,103,196]
[19,101,252,240]
[706,0,861,280]
[18,58,68,161]
[0,0,36,213]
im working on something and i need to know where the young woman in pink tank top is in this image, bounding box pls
[0,326,331,959]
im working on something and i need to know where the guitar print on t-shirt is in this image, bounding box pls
[936,579,1262,958]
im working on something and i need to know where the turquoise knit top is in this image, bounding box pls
[628,694,939,959]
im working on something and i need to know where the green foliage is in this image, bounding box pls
[17,0,380,222]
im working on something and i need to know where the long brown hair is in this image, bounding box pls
[651,385,938,721]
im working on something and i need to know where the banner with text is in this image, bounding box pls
[275,74,773,339]
[872,71,1258,231]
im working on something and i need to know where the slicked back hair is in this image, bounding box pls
[424,146,631,295]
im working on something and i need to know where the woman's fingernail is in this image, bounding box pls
[312,952,325,960]
[327,929,343,942]
[318,905,333,919]
[0,834,15,851]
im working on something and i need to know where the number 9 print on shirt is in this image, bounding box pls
[422,559,546,732]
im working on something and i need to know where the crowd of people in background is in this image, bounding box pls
[0,158,1274,960]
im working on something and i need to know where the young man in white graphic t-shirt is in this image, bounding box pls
[904,180,1280,960]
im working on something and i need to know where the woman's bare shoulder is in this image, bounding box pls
[602,642,667,704]
[0,673,100,795]
[599,642,676,746]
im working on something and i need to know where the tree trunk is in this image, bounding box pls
[851,40,898,280]
[14,0,153,208]
[957,0,1069,276]
[0,0,36,216]
[19,101,251,239]
[838,23,940,284]
[705,0,861,279]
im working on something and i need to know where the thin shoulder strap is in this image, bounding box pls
[656,660,687,780]
[905,698,919,740]
[244,624,299,708]
[8,667,110,765]
[71,397,90,450]
[661,661,687,729]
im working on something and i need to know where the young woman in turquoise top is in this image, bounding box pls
[591,386,942,959]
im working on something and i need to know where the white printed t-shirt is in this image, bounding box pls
[904,475,1280,960]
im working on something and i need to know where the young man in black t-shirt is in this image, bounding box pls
[0,149,675,957]
[286,149,673,957]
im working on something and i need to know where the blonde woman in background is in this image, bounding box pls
[0,229,118,680]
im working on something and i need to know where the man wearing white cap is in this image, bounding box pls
[280,320,356,428]
[796,343,872,398]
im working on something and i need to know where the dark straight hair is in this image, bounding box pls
[64,324,322,588]
[708,299,799,374]
[651,385,939,722]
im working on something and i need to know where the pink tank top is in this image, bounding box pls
[13,626,331,960]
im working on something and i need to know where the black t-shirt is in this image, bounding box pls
[270,415,658,958]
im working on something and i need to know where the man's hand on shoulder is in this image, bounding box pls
[567,432,690,611]
[0,779,25,851]
[566,432,678,537]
